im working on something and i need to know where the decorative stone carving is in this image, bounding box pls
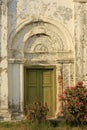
[74,3,87,82]
[63,64,70,90]
[57,64,63,116]
[24,34,64,54]
[70,63,75,85]
[16,1,72,24]
[62,63,74,88]
[53,6,72,23]
[8,20,73,60]
[34,44,48,52]
[7,10,74,119]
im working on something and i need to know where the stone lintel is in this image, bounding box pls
[8,59,25,64]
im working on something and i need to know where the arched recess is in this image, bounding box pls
[8,18,75,116]
[8,18,74,61]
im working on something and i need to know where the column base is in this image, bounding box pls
[0,111,11,121]
[11,112,25,120]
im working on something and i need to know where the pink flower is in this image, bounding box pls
[75,97,78,100]
[84,92,87,96]
[63,90,67,94]
[65,102,70,108]
[84,114,87,120]
[76,81,83,86]
[75,102,83,106]
[62,96,67,100]
[66,86,69,90]
[72,97,75,100]
[71,86,76,90]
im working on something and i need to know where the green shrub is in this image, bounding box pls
[61,81,87,126]
[27,101,49,123]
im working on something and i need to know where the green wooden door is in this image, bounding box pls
[24,67,56,116]
[42,69,55,116]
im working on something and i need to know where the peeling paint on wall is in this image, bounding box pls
[0,0,87,121]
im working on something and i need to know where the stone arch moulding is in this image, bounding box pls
[8,18,74,60]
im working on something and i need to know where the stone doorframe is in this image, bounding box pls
[8,59,75,119]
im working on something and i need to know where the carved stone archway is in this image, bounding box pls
[8,19,75,117]
[8,18,74,59]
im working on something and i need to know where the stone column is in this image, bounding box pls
[19,63,24,113]
[8,60,24,120]
[74,0,87,81]
[0,0,11,120]
[0,2,1,91]
[56,64,63,116]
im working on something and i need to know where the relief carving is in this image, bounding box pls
[53,6,72,23]
[24,33,64,54]
[63,64,70,89]
[75,3,87,81]
[34,44,48,52]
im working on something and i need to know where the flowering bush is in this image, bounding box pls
[61,81,87,125]
[27,101,49,123]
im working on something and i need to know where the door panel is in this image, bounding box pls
[28,70,39,103]
[24,67,56,117]
[42,70,54,116]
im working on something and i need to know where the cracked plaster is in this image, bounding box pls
[0,0,87,120]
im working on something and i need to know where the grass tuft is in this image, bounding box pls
[0,120,86,130]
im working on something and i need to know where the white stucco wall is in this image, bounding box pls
[0,0,87,120]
